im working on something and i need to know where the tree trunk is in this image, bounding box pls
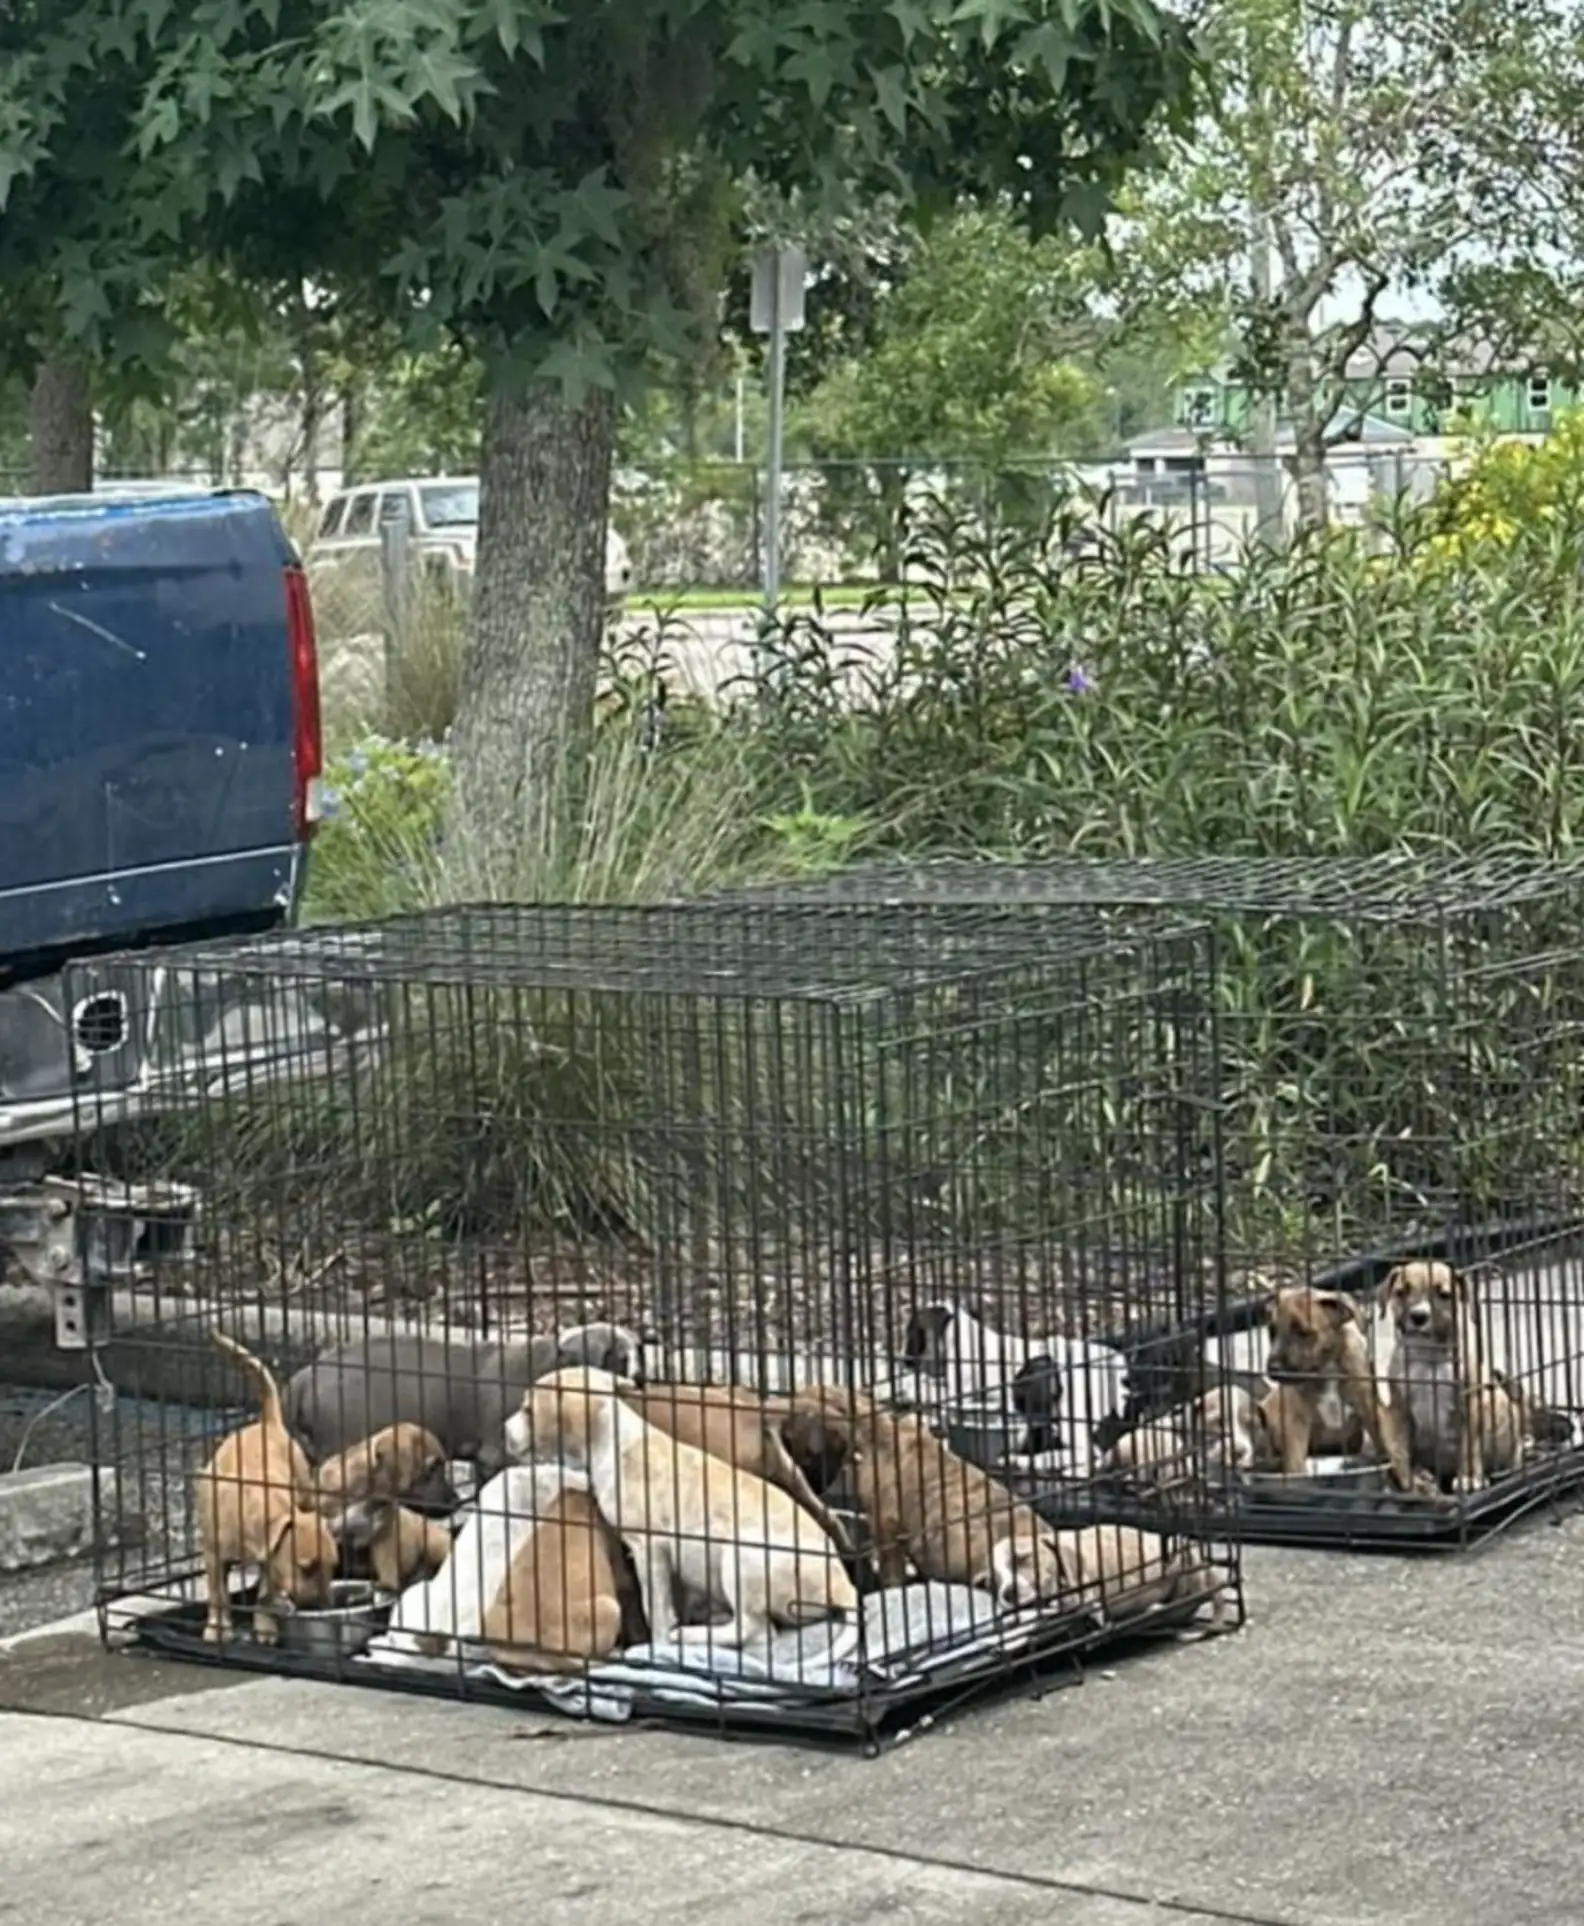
[447,378,616,883]
[28,358,93,494]
[1284,345,1329,533]
[340,386,360,487]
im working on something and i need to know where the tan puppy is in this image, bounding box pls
[1051,1523,1232,1629]
[1380,1261,1522,1493]
[195,1330,339,1644]
[1259,1287,1411,1489]
[481,1486,634,1673]
[626,1381,856,1557]
[506,1367,856,1650]
[368,1504,455,1593]
[819,1397,1067,1609]
[313,1421,450,1522]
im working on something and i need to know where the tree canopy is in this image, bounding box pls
[2,0,1199,857]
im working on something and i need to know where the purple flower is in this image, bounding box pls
[1065,665,1094,695]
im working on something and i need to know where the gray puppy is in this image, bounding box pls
[283,1322,645,1480]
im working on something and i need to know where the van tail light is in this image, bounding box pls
[284,565,323,841]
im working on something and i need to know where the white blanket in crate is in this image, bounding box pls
[358,1464,1079,1723]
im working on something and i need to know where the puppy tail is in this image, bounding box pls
[210,1328,288,1434]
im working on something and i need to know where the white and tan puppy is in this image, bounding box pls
[1052,1523,1232,1630]
[506,1367,856,1651]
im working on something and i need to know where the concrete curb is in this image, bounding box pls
[0,1463,117,1573]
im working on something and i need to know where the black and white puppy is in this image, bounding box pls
[900,1299,1130,1475]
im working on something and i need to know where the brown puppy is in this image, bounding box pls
[481,1486,637,1674]
[1259,1287,1411,1489]
[627,1381,857,1558]
[368,1504,455,1594]
[1380,1261,1522,1493]
[792,1391,1067,1608]
[314,1421,450,1509]
[196,1330,339,1644]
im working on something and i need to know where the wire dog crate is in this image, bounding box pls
[67,901,1241,1746]
[711,856,1584,1548]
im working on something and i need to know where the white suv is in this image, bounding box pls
[308,476,633,605]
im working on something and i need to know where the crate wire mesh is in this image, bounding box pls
[711,855,1584,1545]
[68,900,1241,1743]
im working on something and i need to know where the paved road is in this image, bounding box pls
[5,1508,1584,1925]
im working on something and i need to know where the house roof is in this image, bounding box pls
[1128,412,1415,460]
[1179,323,1540,390]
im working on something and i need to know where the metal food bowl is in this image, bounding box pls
[278,1580,391,1658]
[943,1403,1025,1468]
[1241,1456,1388,1499]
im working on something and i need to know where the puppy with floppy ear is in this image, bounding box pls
[1379,1260,1522,1493]
[899,1301,1028,1402]
[557,1321,646,1388]
[309,1422,457,1594]
[1259,1286,1411,1490]
[313,1422,454,1515]
[507,1367,856,1651]
[625,1381,857,1558]
[797,1391,1071,1610]
[196,1330,339,1644]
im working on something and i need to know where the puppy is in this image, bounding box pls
[1379,1261,1522,1493]
[625,1381,856,1557]
[366,1504,454,1593]
[1259,1287,1410,1489]
[802,1393,1067,1610]
[901,1301,1028,1400]
[481,1486,637,1674]
[902,1301,1130,1468]
[1051,1523,1232,1629]
[1101,1387,1265,1481]
[507,1368,856,1650]
[313,1421,454,1523]
[1011,1354,1063,1455]
[195,1330,339,1644]
[284,1321,645,1474]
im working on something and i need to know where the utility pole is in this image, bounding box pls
[1249,205,1285,549]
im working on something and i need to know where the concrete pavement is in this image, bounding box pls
[5,1511,1584,1926]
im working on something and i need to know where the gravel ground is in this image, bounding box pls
[0,1384,230,1640]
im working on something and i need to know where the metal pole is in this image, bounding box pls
[764,276,787,612]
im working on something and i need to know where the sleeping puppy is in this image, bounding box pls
[625,1381,856,1557]
[507,1367,856,1651]
[1051,1523,1233,1630]
[1100,1386,1268,1482]
[1259,1287,1411,1490]
[1379,1261,1522,1493]
[196,1330,339,1645]
[481,1485,642,1674]
[284,1321,645,1475]
[792,1390,1067,1610]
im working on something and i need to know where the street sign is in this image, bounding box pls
[749,247,808,334]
